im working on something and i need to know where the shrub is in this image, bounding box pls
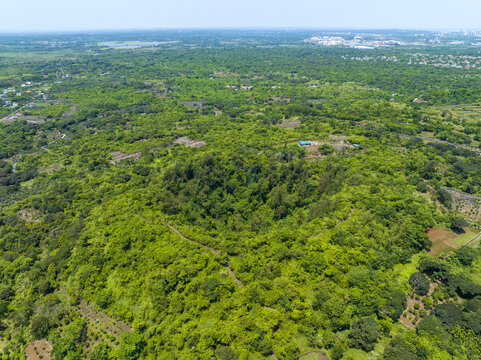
[410,272,430,296]
[348,317,379,352]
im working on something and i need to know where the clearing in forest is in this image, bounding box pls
[437,103,481,123]
[443,187,481,221]
[25,339,53,360]
[277,119,300,129]
[108,151,141,164]
[72,300,132,351]
[39,163,64,173]
[179,100,204,108]
[173,136,206,148]
[427,227,475,256]
[298,350,330,360]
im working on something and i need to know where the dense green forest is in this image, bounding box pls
[1,30,481,360]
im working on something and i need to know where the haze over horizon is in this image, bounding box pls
[1,0,480,33]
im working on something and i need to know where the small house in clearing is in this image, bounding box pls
[299,141,311,146]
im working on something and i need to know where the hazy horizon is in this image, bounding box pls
[1,0,480,33]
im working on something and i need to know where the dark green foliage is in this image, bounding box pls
[419,257,449,280]
[348,317,379,351]
[378,288,407,320]
[30,315,52,339]
[416,315,445,335]
[318,144,335,155]
[416,181,429,193]
[432,303,464,328]
[383,334,428,360]
[201,277,220,302]
[409,272,430,296]
[451,217,468,233]
[216,346,238,360]
[436,188,452,208]
[118,333,144,360]
[91,344,112,360]
[454,246,478,266]
[330,345,344,360]
[465,298,481,313]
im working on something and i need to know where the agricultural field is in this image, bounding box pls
[0,30,481,360]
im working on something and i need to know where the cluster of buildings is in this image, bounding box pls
[406,53,481,69]
[225,85,253,91]
[306,31,481,49]
[342,53,481,70]
[1,88,18,108]
[306,36,404,49]
[1,82,51,109]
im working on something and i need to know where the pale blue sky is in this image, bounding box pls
[1,0,480,32]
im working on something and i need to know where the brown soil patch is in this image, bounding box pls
[74,300,132,351]
[109,151,141,164]
[400,282,463,330]
[17,209,42,222]
[25,339,52,360]
[427,228,462,256]
[400,283,435,329]
[173,136,206,148]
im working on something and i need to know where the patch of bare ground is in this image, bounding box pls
[277,119,300,129]
[108,151,141,164]
[298,351,330,360]
[73,300,132,351]
[306,99,326,105]
[134,138,151,143]
[300,135,356,161]
[270,97,291,104]
[21,116,49,124]
[25,339,53,360]
[427,228,463,256]
[179,100,204,108]
[400,283,463,330]
[39,163,63,173]
[214,109,222,116]
[326,135,355,151]
[2,114,48,124]
[173,136,206,148]
[213,71,240,77]
[17,209,42,222]
[442,187,481,221]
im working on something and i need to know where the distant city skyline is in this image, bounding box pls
[1,0,480,33]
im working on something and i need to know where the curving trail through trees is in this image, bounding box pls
[134,212,245,288]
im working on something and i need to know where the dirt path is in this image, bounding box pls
[310,207,355,239]
[402,134,481,155]
[298,350,330,360]
[135,213,245,288]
